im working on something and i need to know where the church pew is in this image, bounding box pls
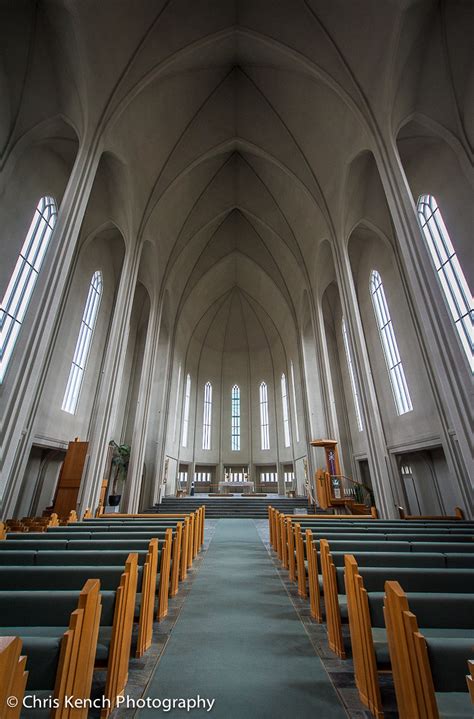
[309,539,474,624]
[0,544,157,658]
[398,505,465,520]
[2,525,179,598]
[46,522,186,587]
[80,517,195,573]
[0,534,173,622]
[293,526,474,599]
[0,637,28,719]
[0,579,101,719]
[320,540,474,657]
[293,523,474,594]
[0,558,136,718]
[85,507,205,559]
[302,528,474,609]
[344,557,474,718]
[274,511,474,566]
[384,580,473,719]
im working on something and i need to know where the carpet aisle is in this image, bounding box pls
[137,519,347,718]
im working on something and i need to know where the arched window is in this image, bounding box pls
[342,318,363,431]
[231,385,240,451]
[62,271,103,414]
[202,381,212,450]
[417,194,473,370]
[281,373,291,447]
[182,373,191,447]
[259,381,270,450]
[290,361,300,443]
[1,196,58,383]
[370,270,413,415]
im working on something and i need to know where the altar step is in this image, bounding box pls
[147,496,315,518]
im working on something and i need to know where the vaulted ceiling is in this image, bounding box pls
[1,0,470,348]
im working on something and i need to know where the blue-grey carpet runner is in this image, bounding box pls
[138,519,347,718]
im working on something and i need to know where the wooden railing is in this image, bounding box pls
[315,469,376,515]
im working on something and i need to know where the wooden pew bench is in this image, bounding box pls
[384,580,473,719]
[0,580,101,719]
[0,557,137,718]
[344,558,474,718]
[309,537,474,623]
[46,522,189,583]
[0,535,173,622]
[294,526,474,600]
[280,518,473,582]
[0,545,158,658]
[318,540,474,655]
[0,636,28,719]
[2,525,178,592]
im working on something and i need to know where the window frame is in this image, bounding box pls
[182,373,191,447]
[369,269,413,415]
[281,373,291,447]
[61,270,103,415]
[417,194,473,370]
[1,196,58,383]
[259,381,270,450]
[231,384,241,451]
[202,381,212,450]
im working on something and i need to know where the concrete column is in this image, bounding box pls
[78,241,142,515]
[0,139,101,518]
[375,139,473,515]
[122,299,161,513]
[332,240,399,518]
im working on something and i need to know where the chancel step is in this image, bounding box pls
[147,497,319,518]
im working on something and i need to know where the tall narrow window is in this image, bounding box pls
[259,381,270,450]
[231,385,240,451]
[172,363,182,442]
[342,318,364,431]
[370,270,413,415]
[281,373,291,447]
[202,381,212,450]
[62,271,103,414]
[1,196,58,383]
[417,194,473,370]
[182,373,191,447]
[290,361,300,443]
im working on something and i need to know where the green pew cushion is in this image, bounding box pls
[445,554,474,568]
[352,568,474,594]
[4,634,62,689]
[0,565,144,592]
[0,541,68,550]
[34,550,149,566]
[435,691,474,718]
[427,638,474,692]
[96,626,113,663]
[21,690,55,719]
[331,551,446,568]
[0,551,36,565]
[412,543,474,554]
[368,592,474,629]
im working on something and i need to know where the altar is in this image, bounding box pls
[218,481,254,495]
